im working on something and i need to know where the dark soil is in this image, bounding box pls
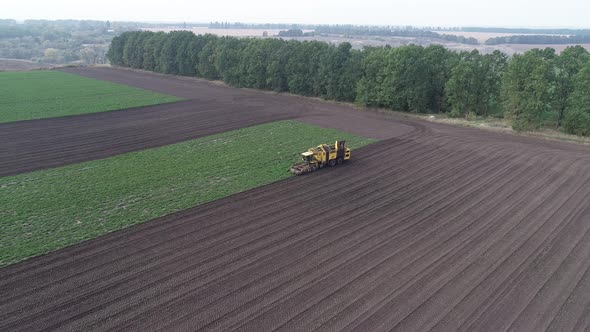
[1,67,589,331]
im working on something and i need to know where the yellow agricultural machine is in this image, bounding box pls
[289,140,351,175]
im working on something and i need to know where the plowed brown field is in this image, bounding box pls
[1,67,589,331]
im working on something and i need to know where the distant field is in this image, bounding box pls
[0,70,181,123]
[0,120,375,266]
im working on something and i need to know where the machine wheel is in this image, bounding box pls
[328,159,336,167]
[337,158,344,165]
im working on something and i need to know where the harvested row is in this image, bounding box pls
[0,99,297,177]
[1,125,589,330]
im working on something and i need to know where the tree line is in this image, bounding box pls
[462,27,590,36]
[277,29,315,37]
[486,35,590,45]
[108,31,590,136]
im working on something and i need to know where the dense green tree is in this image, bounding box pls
[385,45,432,113]
[107,33,128,66]
[482,50,509,115]
[317,42,362,101]
[553,46,590,126]
[424,45,456,113]
[142,32,166,71]
[285,41,324,96]
[238,39,272,89]
[195,34,221,80]
[355,47,391,107]
[502,49,554,131]
[158,31,192,75]
[174,31,200,76]
[309,42,332,97]
[336,49,364,102]
[446,50,507,118]
[564,63,590,136]
[213,36,243,82]
[446,52,480,118]
[266,40,292,92]
[123,31,152,69]
[360,45,439,112]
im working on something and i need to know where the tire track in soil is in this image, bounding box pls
[354,165,587,331]
[2,67,590,331]
[235,154,567,332]
[275,154,566,332]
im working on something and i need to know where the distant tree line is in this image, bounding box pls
[485,35,590,45]
[209,22,307,30]
[108,31,590,136]
[277,29,304,37]
[462,27,590,36]
[277,29,315,37]
[314,26,479,45]
[437,34,479,45]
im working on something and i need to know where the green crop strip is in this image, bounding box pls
[0,120,376,266]
[0,70,181,123]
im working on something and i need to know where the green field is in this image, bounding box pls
[0,70,181,123]
[0,120,375,266]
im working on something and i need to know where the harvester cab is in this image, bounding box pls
[289,140,351,175]
[301,151,316,163]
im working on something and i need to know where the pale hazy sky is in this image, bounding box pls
[4,0,589,28]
